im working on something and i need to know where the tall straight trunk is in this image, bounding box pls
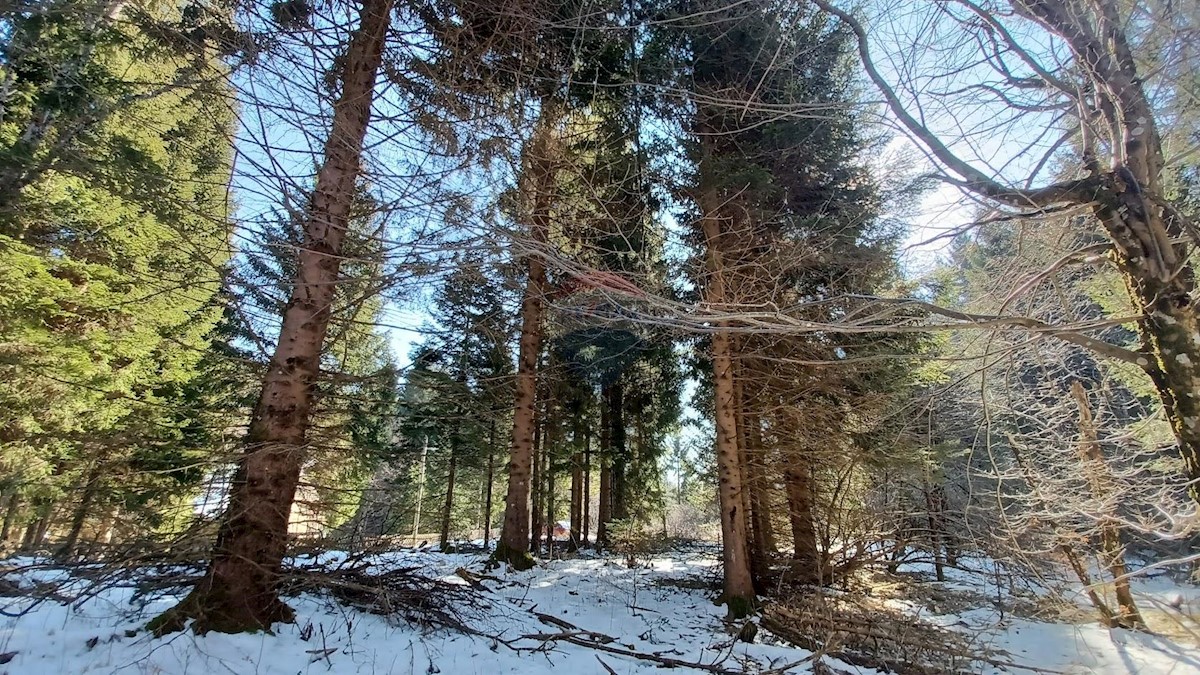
[582,428,591,547]
[569,414,584,552]
[544,417,556,556]
[608,380,627,522]
[530,412,544,554]
[596,384,613,549]
[413,436,428,546]
[439,450,457,551]
[747,413,776,554]
[1070,382,1147,630]
[785,459,819,585]
[483,422,496,548]
[733,372,763,582]
[699,174,755,617]
[58,461,103,560]
[495,107,557,569]
[151,0,392,635]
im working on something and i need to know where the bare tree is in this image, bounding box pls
[812,0,1200,505]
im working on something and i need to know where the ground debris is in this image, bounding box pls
[761,589,1059,675]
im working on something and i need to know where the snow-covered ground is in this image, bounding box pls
[1,548,1197,674]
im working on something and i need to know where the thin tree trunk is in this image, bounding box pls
[609,380,627,523]
[150,0,392,635]
[495,106,557,569]
[569,412,583,552]
[483,421,496,548]
[582,427,591,548]
[545,416,556,557]
[597,384,613,549]
[747,413,776,554]
[921,473,945,582]
[58,462,103,560]
[413,436,428,546]
[1070,382,1147,630]
[1,493,19,544]
[31,503,52,549]
[1009,434,1123,628]
[699,168,755,616]
[439,450,457,551]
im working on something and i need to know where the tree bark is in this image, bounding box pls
[58,461,103,560]
[1,493,19,544]
[784,460,820,585]
[582,428,591,548]
[149,0,392,633]
[544,414,556,557]
[569,411,584,552]
[413,436,428,546]
[699,172,756,617]
[22,499,53,550]
[747,413,776,554]
[530,410,543,554]
[483,422,496,548]
[495,106,557,570]
[1070,382,1147,630]
[608,380,627,523]
[734,372,766,583]
[921,473,946,582]
[596,383,613,549]
[439,449,457,551]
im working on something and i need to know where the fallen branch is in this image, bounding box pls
[516,610,817,674]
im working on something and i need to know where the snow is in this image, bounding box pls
[1,548,1198,674]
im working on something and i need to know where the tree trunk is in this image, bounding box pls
[1,493,19,544]
[785,460,820,585]
[699,174,756,617]
[530,410,543,554]
[1070,382,1147,630]
[609,380,627,523]
[734,373,766,583]
[596,384,613,549]
[569,413,584,552]
[483,422,496,548]
[1096,202,1200,508]
[921,473,945,582]
[31,504,52,549]
[149,0,392,635]
[747,413,776,554]
[439,449,457,551]
[495,107,557,570]
[582,428,591,548]
[413,436,428,546]
[58,461,103,560]
[544,416,556,557]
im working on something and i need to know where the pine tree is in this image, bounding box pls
[0,0,237,552]
[152,0,394,634]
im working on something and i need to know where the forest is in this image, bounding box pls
[1,0,1199,672]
